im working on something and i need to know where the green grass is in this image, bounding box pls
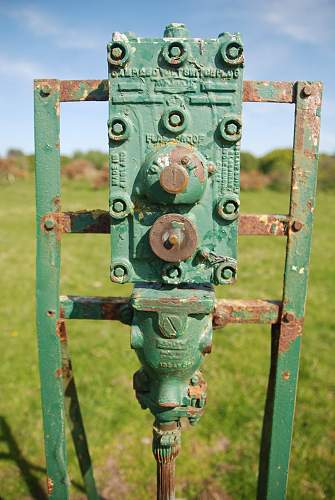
[0,179,334,499]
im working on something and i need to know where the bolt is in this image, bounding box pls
[111,46,123,60]
[282,312,295,323]
[191,374,199,386]
[292,220,303,232]
[225,122,238,135]
[221,267,234,280]
[167,266,179,279]
[208,163,216,174]
[224,202,236,214]
[181,156,190,165]
[169,113,182,127]
[113,266,125,278]
[227,45,240,59]
[302,85,312,98]
[40,85,51,97]
[44,218,55,230]
[170,45,182,58]
[113,200,126,213]
[112,122,125,135]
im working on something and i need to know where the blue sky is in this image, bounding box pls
[0,0,334,156]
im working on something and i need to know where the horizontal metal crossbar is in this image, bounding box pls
[58,79,295,103]
[60,295,281,326]
[44,211,290,236]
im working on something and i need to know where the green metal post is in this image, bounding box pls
[34,79,69,498]
[59,320,99,499]
[257,81,323,499]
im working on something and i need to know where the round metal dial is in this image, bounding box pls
[149,214,198,262]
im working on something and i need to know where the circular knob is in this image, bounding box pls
[160,164,189,194]
[149,214,197,263]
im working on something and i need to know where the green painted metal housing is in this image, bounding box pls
[108,25,244,285]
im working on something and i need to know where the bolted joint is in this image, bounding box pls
[110,259,133,284]
[217,192,240,221]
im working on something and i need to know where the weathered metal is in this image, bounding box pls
[34,24,322,500]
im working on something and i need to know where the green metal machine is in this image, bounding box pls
[34,22,322,500]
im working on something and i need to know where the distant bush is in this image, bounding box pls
[1,148,334,191]
[318,154,335,191]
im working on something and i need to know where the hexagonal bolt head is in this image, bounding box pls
[227,46,240,59]
[169,45,182,58]
[113,265,126,278]
[167,266,179,279]
[112,122,125,135]
[113,200,126,213]
[225,122,239,135]
[224,202,236,214]
[111,46,123,60]
[169,113,182,127]
[221,267,234,280]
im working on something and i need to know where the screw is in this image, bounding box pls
[112,122,125,135]
[113,200,126,213]
[221,267,234,280]
[224,202,236,214]
[44,218,55,230]
[226,122,238,135]
[302,85,312,98]
[170,45,182,58]
[111,46,123,60]
[113,266,125,278]
[40,85,51,97]
[169,113,182,127]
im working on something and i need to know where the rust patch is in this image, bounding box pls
[213,299,281,327]
[60,79,108,102]
[282,371,290,380]
[239,214,289,236]
[242,80,294,103]
[41,212,71,240]
[279,316,304,353]
[55,367,63,378]
[56,319,67,342]
[47,476,54,495]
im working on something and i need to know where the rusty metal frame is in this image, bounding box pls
[34,79,322,499]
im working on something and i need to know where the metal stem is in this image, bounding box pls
[157,461,176,500]
[152,421,181,500]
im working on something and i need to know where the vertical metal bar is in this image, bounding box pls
[34,79,69,499]
[59,320,99,499]
[257,81,323,499]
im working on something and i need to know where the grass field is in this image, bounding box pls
[0,179,334,499]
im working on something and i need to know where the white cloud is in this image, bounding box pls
[263,0,335,44]
[0,53,44,79]
[6,4,101,49]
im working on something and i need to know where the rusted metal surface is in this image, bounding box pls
[243,81,295,103]
[60,295,281,326]
[61,79,109,102]
[278,316,304,354]
[58,79,295,104]
[149,214,198,262]
[238,214,289,236]
[214,299,281,326]
[54,211,289,236]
